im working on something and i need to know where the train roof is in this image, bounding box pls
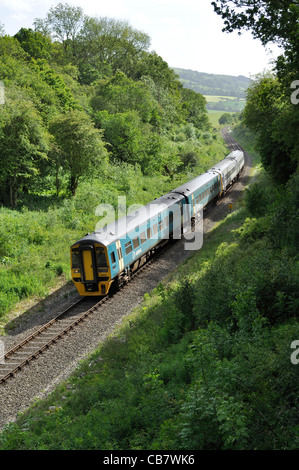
[229,150,244,159]
[209,151,242,172]
[72,192,185,248]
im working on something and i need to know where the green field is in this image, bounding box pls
[204,95,241,102]
[207,110,233,127]
[204,95,246,113]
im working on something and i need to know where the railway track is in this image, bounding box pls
[221,126,242,152]
[0,240,170,385]
[0,297,101,384]
[0,129,245,386]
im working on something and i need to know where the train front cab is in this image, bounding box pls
[71,242,112,296]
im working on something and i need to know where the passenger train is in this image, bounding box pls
[71,150,244,296]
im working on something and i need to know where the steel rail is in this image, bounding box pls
[0,240,169,385]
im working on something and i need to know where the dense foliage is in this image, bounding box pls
[0,3,211,207]
[243,73,298,183]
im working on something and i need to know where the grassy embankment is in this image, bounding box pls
[0,126,298,450]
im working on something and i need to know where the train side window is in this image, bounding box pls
[163,217,168,227]
[125,241,132,255]
[147,227,152,239]
[158,220,164,231]
[111,251,116,264]
[96,249,107,267]
[133,236,140,249]
[153,224,158,235]
[140,231,146,244]
[196,196,199,204]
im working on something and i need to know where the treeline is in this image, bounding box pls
[0,3,210,207]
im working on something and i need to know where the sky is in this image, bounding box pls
[0,0,281,77]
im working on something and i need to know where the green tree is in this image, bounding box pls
[211,1,298,46]
[218,113,233,125]
[34,3,84,55]
[181,87,209,129]
[76,16,150,79]
[49,110,108,195]
[133,51,180,92]
[95,110,145,166]
[0,101,49,207]
[212,1,299,183]
[243,73,298,183]
[95,109,165,173]
[31,59,81,113]
[91,71,159,124]
[14,28,53,60]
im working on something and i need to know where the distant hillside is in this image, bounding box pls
[173,68,250,97]
[173,68,251,112]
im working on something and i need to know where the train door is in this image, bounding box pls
[82,249,95,282]
[79,245,98,292]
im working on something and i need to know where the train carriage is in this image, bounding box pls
[209,150,244,192]
[170,171,222,222]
